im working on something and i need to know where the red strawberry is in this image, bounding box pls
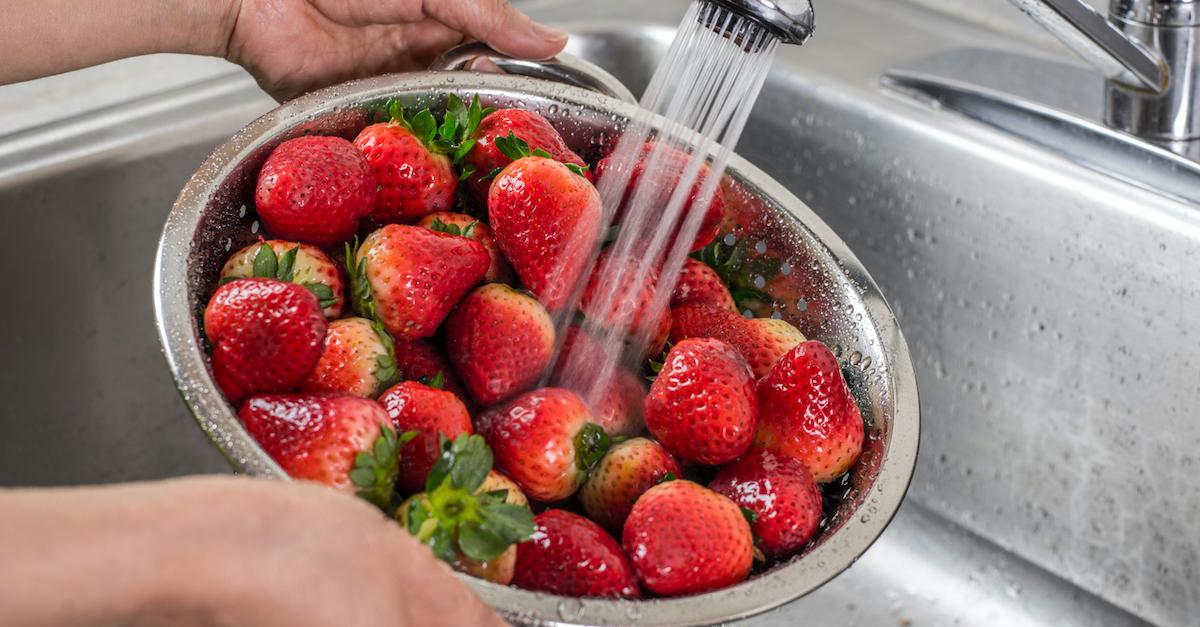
[349,224,489,340]
[417,212,513,283]
[353,101,459,225]
[220,240,345,318]
[644,338,757,465]
[476,388,609,502]
[709,447,823,558]
[489,155,602,312]
[204,278,326,404]
[302,317,397,398]
[623,480,753,596]
[465,108,589,204]
[672,258,736,313]
[445,283,555,406]
[580,437,681,533]
[579,248,672,358]
[513,510,640,599]
[670,302,805,378]
[596,141,725,252]
[756,341,864,483]
[554,326,646,437]
[254,136,375,247]
[239,392,399,507]
[379,378,473,494]
[392,339,470,401]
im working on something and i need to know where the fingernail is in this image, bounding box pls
[530,21,568,44]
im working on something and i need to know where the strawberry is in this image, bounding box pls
[464,108,589,204]
[672,258,736,313]
[579,437,681,533]
[476,388,609,502]
[644,338,757,465]
[756,341,864,483]
[254,135,375,247]
[379,376,474,494]
[302,317,398,398]
[347,224,489,340]
[353,98,482,225]
[392,339,470,402]
[203,278,326,404]
[417,211,513,283]
[553,326,646,437]
[453,470,529,585]
[670,302,805,378]
[579,248,672,359]
[596,140,725,252]
[400,434,536,574]
[622,480,753,596]
[709,448,823,558]
[219,240,344,318]
[513,510,640,599]
[445,283,555,406]
[239,392,402,508]
[489,150,602,312]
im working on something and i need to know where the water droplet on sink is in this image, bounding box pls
[557,598,583,620]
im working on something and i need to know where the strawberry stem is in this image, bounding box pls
[574,423,612,474]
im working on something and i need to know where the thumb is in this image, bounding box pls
[423,0,568,59]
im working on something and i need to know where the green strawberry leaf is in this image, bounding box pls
[467,95,486,136]
[740,506,759,525]
[302,282,337,309]
[410,110,438,146]
[480,166,505,182]
[276,246,298,282]
[531,148,553,159]
[461,221,477,239]
[252,244,277,279]
[386,98,407,125]
[573,423,612,474]
[478,502,536,544]
[457,521,509,561]
[344,238,379,322]
[370,319,400,390]
[427,218,462,237]
[351,424,402,510]
[494,131,532,161]
[218,276,239,285]
[477,489,510,505]
[565,162,589,177]
[657,471,677,484]
[692,237,783,311]
[448,434,492,493]
[453,138,477,164]
[426,371,445,390]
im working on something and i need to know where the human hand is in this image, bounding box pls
[0,476,506,627]
[217,0,569,101]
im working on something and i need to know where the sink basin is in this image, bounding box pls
[0,0,1193,624]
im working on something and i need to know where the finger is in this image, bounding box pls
[424,0,567,59]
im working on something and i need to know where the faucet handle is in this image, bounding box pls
[1111,0,1200,27]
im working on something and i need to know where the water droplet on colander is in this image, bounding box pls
[624,602,642,621]
[723,233,737,246]
[250,220,260,234]
[860,514,871,523]
[849,351,862,365]
[557,598,583,620]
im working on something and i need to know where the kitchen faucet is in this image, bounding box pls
[1008,0,1198,157]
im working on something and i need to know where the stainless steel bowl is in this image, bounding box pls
[154,57,919,626]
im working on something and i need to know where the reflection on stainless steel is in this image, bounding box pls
[430,42,637,104]
[707,0,815,45]
[1008,0,1199,154]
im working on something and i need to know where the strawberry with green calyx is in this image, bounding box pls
[239,392,411,510]
[220,240,344,318]
[464,108,589,204]
[400,434,536,566]
[454,470,530,584]
[579,437,681,533]
[345,225,489,340]
[303,317,399,398]
[353,96,487,225]
[417,211,513,283]
[380,376,474,494]
[672,257,737,313]
[489,132,589,178]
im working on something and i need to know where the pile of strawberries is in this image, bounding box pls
[202,94,866,599]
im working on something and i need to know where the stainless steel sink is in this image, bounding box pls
[1,0,1195,624]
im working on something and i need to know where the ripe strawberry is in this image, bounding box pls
[204,278,326,404]
[239,392,400,508]
[400,434,536,574]
[672,258,736,313]
[392,339,470,402]
[254,135,375,247]
[417,211,513,283]
[554,326,646,437]
[596,140,725,252]
[709,448,823,558]
[579,248,672,359]
[513,510,640,599]
[645,338,757,465]
[379,377,473,494]
[756,341,865,483]
[445,283,555,406]
[476,388,609,502]
[464,108,589,204]
[220,240,345,318]
[670,302,805,378]
[348,224,489,340]
[454,471,530,585]
[353,99,472,225]
[580,437,681,533]
[303,317,398,398]
[623,480,753,596]
[489,152,602,312]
